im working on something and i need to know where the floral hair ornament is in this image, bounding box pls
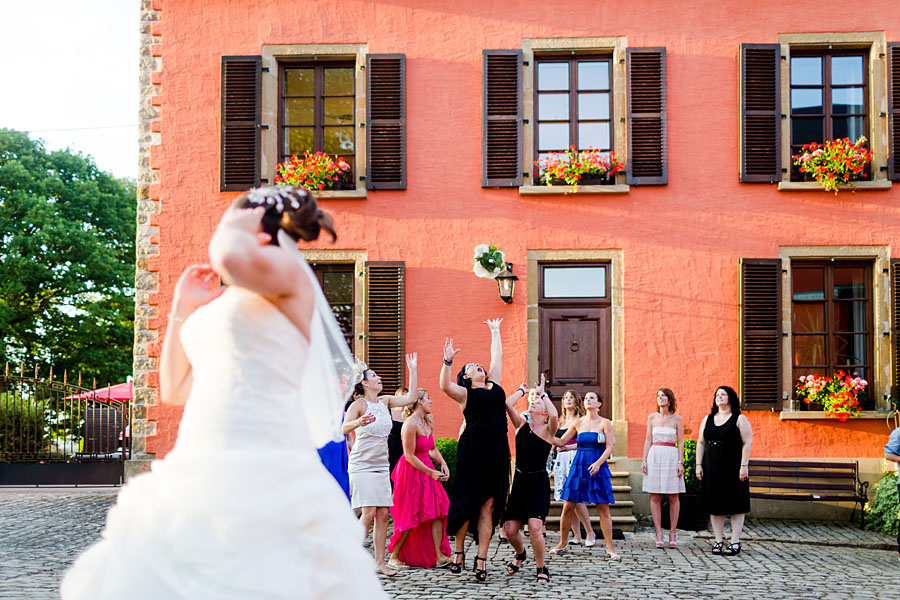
[245,186,303,213]
[350,358,369,387]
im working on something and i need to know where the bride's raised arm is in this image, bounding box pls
[209,207,306,298]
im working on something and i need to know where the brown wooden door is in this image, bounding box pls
[539,306,611,419]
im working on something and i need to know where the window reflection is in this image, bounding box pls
[543,266,606,298]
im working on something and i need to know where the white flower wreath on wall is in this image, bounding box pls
[473,244,506,279]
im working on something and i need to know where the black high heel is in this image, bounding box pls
[536,566,550,584]
[449,551,465,574]
[474,556,488,583]
[723,542,742,556]
[506,550,526,575]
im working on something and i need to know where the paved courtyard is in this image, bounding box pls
[1,487,896,599]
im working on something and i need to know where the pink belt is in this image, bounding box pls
[652,442,677,447]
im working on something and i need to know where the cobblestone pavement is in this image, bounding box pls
[1,488,896,599]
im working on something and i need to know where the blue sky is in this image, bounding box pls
[0,1,138,179]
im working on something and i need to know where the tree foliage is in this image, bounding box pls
[0,129,135,385]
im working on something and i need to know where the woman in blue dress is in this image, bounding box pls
[549,391,619,560]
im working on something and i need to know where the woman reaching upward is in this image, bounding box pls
[440,318,509,583]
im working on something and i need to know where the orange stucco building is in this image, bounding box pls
[133,0,900,517]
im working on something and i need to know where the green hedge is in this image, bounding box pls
[0,393,49,459]
[863,471,898,537]
[682,438,701,495]
[435,437,458,496]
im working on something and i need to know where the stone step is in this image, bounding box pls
[547,500,634,518]
[544,515,637,532]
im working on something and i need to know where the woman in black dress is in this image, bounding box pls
[695,386,754,556]
[440,318,508,583]
[387,387,408,482]
[501,374,557,584]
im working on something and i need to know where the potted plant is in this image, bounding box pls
[274,151,352,191]
[472,244,506,279]
[794,371,867,421]
[662,437,709,531]
[791,136,873,194]
[533,147,624,191]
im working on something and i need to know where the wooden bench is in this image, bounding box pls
[748,460,869,526]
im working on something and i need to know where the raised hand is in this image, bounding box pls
[217,206,265,235]
[405,352,418,370]
[443,338,462,362]
[484,318,503,331]
[535,373,546,397]
[172,264,226,318]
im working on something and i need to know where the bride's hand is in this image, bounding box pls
[172,265,225,318]
[216,207,268,240]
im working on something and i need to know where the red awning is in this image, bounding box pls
[64,381,133,402]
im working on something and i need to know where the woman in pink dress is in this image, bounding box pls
[387,389,452,569]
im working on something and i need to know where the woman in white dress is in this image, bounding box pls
[641,388,686,548]
[61,185,388,599]
[344,358,418,576]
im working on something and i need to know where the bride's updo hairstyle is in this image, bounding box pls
[232,185,336,245]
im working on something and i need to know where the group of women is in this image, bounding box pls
[334,316,756,585]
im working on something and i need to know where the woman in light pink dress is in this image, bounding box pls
[387,389,452,569]
[641,388,686,548]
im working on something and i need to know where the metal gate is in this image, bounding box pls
[0,365,128,485]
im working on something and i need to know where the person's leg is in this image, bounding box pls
[575,502,595,543]
[373,507,395,575]
[389,529,410,564]
[474,498,494,580]
[503,519,525,574]
[552,501,576,550]
[528,517,546,568]
[729,513,745,544]
[359,506,377,543]
[710,514,726,553]
[649,493,663,544]
[476,498,495,559]
[667,493,680,545]
[596,503,617,558]
[430,518,448,562]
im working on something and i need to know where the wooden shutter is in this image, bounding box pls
[482,50,523,187]
[888,43,900,182]
[892,259,900,399]
[740,258,783,410]
[366,54,406,190]
[220,56,261,191]
[626,47,667,185]
[365,261,405,392]
[739,44,781,183]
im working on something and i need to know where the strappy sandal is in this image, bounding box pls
[711,541,724,555]
[506,550,526,575]
[449,551,465,574]
[606,550,621,561]
[474,556,488,583]
[548,545,568,555]
[723,542,742,556]
[536,566,550,584]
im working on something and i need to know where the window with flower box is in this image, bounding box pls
[534,56,614,184]
[481,39,668,191]
[220,49,406,193]
[739,35,898,187]
[310,263,355,348]
[790,261,873,409]
[789,51,868,181]
[278,61,356,190]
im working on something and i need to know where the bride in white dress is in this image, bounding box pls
[61,186,389,599]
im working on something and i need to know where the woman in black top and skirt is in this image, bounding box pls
[440,318,508,583]
[501,374,557,584]
[696,386,754,556]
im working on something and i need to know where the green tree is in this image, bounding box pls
[0,129,135,385]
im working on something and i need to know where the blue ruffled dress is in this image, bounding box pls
[559,432,616,505]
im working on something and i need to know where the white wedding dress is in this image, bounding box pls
[61,284,388,599]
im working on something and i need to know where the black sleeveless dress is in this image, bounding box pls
[702,412,750,516]
[503,423,552,522]
[447,383,510,537]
